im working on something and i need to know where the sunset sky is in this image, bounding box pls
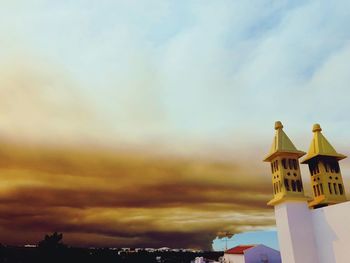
[1,1,350,249]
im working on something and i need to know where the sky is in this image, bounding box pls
[212,230,279,251]
[1,0,350,250]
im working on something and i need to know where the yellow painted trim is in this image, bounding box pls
[308,195,326,208]
[267,195,309,206]
[308,194,347,208]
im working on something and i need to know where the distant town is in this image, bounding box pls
[0,232,223,263]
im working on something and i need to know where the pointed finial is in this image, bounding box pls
[275,121,283,130]
[312,123,322,132]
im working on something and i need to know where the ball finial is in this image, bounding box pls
[275,121,283,130]
[312,123,322,132]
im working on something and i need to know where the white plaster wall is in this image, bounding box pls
[312,201,350,263]
[275,202,319,263]
[244,245,281,263]
[223,254,245,263]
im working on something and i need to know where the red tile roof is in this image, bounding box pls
[225,245,256,254]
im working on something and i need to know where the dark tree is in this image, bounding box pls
[38,232,66,250]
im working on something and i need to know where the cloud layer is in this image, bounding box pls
[0,142,274,249]
[1,1,350,146]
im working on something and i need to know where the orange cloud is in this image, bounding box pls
[0,141,274,249]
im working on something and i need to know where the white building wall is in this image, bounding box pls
[194,257,205,263]
[244,245,281,263]
[274,202,319,263]
[223,254,245,263]
[311,201,350,263]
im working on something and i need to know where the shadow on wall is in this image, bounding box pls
[312,208,337,263]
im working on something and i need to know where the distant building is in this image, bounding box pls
[24,244,37,248]
[157,247,171,252]
[191,256,220,263]
[223,244,281,263]
[264,122,350,263]
[193,257,205,263]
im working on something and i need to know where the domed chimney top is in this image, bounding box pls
[312,123,322,132]
[275,121,283,130]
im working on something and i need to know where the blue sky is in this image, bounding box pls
[2,1,350,150]
[212,230,279,251]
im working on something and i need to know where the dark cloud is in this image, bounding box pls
[0,142,274,249]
